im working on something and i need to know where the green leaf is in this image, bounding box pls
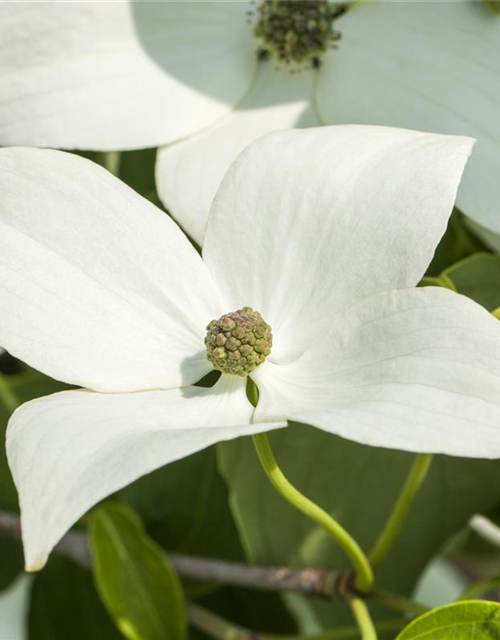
[118,446,246,563]
[29,555,123,640]
[89,502,187,640]
[0,534,22,593]
[418,275,456,291]
[190,587,299,640]
[219,425,500,627]
[425,210,487,277]
[441,253,500,311]
[396,601,500,639]
[487,0,500,14]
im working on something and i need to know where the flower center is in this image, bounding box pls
[252,0,343,68]
[205,307,272,376]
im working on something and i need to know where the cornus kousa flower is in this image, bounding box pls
[0,2,499,246]
[3,126,500,572]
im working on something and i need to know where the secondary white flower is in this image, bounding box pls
[0,575,30,640]
[0,2,498,245]
[2,126,500,572]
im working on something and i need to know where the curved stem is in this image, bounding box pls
[252,432,373,593]
[348,598,378,640]
[369,454,433,568]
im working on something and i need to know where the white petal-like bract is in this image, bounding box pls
[0,2,255,149]
[253,287,500,458]
[7,376,285,571]
[157,65,317,245]
[204,126,473,361]
[317,1,500,235]
[0,148,220,391]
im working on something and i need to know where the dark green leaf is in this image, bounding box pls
[190,588,298,640]
[118,446,245,563]
[0,534,23,593]
[426,210,487,277]
[487,0,500,14]
[441,253,500,311]
[29,555,123,640]
[396,601,500,639]
[90,502,187,640]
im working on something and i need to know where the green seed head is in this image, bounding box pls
[253,0,343,68]
[205,307,272,376]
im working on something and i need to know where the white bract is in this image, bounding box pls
[2,126,500,573]
[0,2,499,245]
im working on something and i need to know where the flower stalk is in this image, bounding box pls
[369,454,433,569]
[101,151,121,177]
[348,598,378,640]
[252,432,374,593]
[0,374,19,414]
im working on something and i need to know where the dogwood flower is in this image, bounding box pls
[2,126,500,573]
[0,2,498,246]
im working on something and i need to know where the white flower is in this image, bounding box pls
[0,2,498,245]
[2,126,500,572]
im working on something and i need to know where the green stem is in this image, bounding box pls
[101,151,121,177]
[252,432,373,593]
[369,454,433,568]
[187,602,250,640]
[348,598,378,640]
[369,589,428,616]
[0,375,20,413]
[188,601,404,640]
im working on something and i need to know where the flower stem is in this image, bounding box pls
[369,454,433,568]
[348,598,378,640]
[101,151,121,177]
[251,432,374,593]
[0,374,20,413]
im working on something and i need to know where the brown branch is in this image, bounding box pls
[0,510,348,599]
[172,554,348,599]
[0,509,428,622]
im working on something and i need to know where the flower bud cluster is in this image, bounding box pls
[254,0,342,68]
[205,307,272,376]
